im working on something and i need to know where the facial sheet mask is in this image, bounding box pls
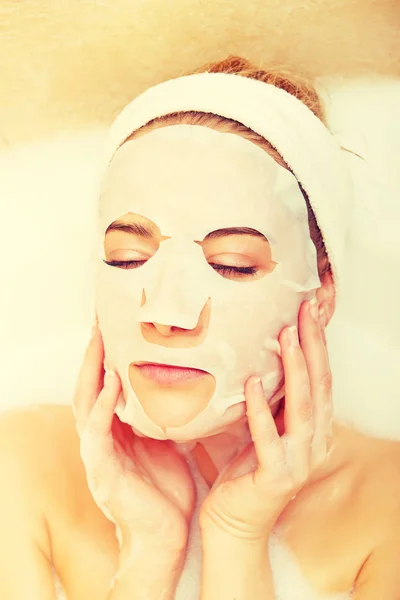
[95,125,320,441]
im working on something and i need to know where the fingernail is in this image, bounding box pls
[319,307,326,328]
[253,377,262,389]
[309,298,319,322]
[250,377,266,410]
[104,369,116,386]
[287,325,299,352]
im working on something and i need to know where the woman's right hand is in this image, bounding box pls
[72,320,196,557]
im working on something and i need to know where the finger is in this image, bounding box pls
[245,377,286,474]
[280,323,313,481]
[319,304,327,346]
[86,369,122,442]
[299,299,332,464]
[73,321,105,430]
[281,323,314,438]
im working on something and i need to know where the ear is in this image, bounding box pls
[315,269,336,326]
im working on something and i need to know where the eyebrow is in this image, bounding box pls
[105,220,155,238]
[204,227,267,240]
[105,222,266,241]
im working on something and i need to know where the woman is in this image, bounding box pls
[1,56,400,600]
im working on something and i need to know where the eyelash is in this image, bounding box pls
[208,263,258,277]
[103,259,146,269]
[103,259,258,277]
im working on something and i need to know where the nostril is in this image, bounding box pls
[153,323,175,336]
[141,321,196,336]
[139,319,206,348]
[141,321,172,335]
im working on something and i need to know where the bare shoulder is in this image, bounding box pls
[0,404,88,515]
[355,430,400,537]
[362,432,400,489]
[348,434,400,596]
[0,403,79,467]
[0,404,118,597]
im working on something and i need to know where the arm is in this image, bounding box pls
[107,539,185,600]
[352,540,400,600]
[201,524,275,600]
[0,411,56,600]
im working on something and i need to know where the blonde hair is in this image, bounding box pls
[127,55,330,276]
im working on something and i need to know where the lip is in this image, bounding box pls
[133,362,208,385]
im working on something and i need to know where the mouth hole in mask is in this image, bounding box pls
[128,362,216,429]
[197,227,277,282]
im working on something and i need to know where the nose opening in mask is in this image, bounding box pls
[137,264,211,331]
[140,290,212,348]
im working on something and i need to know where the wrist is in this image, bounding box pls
[118,515,190,555]
[109,555,183,600]
[119,531,187,571]
[200,511,273,546]
[202,524,269,557]
[201,517,270,569]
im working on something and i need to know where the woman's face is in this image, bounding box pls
[103,211,276,428]
[96,125,320,440]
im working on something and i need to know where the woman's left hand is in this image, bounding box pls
[200,298,333,540]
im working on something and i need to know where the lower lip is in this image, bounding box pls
[135,363,207,385]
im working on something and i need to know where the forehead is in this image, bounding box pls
[99,125,301,239]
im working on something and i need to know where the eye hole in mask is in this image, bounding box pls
[197,227,277,282]
[103,212,164,267]
[103,213,277,282]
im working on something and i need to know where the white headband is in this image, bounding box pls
[106,72,353,293]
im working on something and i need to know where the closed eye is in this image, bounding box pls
[104,259,258,278]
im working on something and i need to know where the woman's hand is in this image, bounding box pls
[72,320,196,556]
[200,298,333,540]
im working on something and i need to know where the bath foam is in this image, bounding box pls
[53,569,67,600]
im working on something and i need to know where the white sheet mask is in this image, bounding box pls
[95,125,320,441]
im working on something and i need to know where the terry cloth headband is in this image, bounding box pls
[106,72,353,294]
